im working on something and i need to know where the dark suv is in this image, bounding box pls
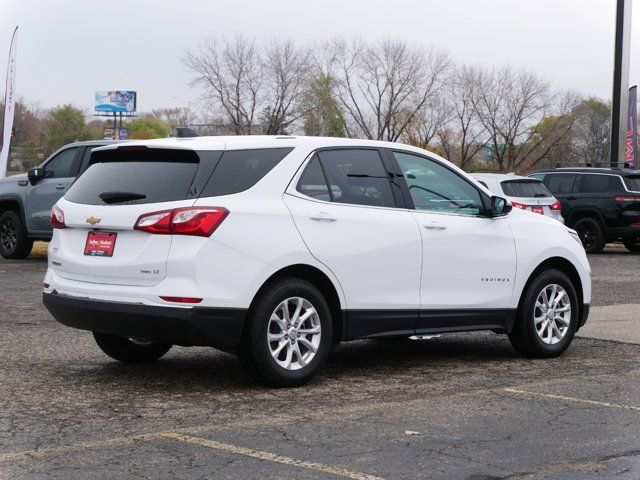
[529,168,640,253]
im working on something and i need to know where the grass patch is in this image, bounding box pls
[31,241,48,259]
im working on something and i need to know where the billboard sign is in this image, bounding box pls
[94,91,136,113]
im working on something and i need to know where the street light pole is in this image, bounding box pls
[610,0,633,168]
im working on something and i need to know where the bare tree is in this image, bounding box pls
[327,38,451,141]
[261,39,312,134]
[151,107,196,127]
[436,66,488,170]
[471,66,576,172]
[402,95,451,150]
[182,35,263,134]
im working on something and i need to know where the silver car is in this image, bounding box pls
[473,173,564,223]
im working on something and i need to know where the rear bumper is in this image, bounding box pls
[43,291,246,348]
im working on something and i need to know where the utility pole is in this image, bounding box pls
[610,0,633,168]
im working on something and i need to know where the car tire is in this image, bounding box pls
[573,217,606,254]
[238,277,333,387]
[93,332,172,363]
[508,269,578,358]
[623,237,640,253]
[0,211,33,259]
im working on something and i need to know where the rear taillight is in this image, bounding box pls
[549,200,562,211]
[134,210,172,234]
[512,202,527,210]
[134,207,229,237]
[615,195,640,202]
[50,205,66,229]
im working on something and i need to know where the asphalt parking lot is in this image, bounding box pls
[1,245,640,480]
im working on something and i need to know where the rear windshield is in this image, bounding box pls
[200,148,293,197]
[624,175,640,192]
[500,180,550,198]
[65,148,200,205]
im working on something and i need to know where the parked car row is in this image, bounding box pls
[1,139,639,260]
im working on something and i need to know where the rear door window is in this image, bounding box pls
[315,149,395,208]
[296,156,331,201]
[65,148,201,205]
[544,174,577,194]
[500,180,550,198]
[200,148,293,197]
[581,174,612,193]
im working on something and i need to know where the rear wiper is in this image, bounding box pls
[534,193,548,197]
[98,191,147,204]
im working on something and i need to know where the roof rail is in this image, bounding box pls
[553,161,633,169]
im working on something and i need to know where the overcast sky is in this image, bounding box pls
[1,0,639,114]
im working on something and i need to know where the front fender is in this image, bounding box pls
[507,209,591,308]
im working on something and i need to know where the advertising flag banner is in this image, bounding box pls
[0,27,18,179]
[625,86,637,168]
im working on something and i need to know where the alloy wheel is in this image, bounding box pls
[267,297,321,371]
[576,224,597,250]
[534,284,571,345]
[0,218,17,252]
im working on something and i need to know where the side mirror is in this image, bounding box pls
[490,196,512,217]
[27,167,46,185]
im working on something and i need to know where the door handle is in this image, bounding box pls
[55,184,66,190]
[309,212,337,222]
[423,222,447,230]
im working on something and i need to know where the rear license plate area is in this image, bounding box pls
[532,206,544,215]
[84,231,117,257]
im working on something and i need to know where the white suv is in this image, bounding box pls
[473,173,564,224]
[43,136,591,387]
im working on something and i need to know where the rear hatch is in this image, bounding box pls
[51,146,211,286]
[500,179,562,218]
[619,175,640,224]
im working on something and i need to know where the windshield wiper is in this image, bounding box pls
[98,191,147,204]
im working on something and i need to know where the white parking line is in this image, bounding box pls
[161,432,386,480]
[503,388,640,412]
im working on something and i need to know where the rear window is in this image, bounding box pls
[65,148,200,205]
[500,180,550,198]
[624,175,640,192]
[200,148,293,197]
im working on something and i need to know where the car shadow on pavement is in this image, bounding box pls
[48,333,542,393]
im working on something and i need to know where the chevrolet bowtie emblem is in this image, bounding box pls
[86,216,101,225]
